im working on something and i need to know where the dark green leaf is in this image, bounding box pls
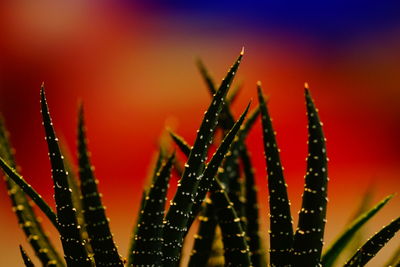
[212,178,252,266]
[241,148,265,266]
[40,86,92,266]
[60,140,93,256]
[0,119,64,266]
[322,194,393,267]
[188,198,218,267]
[77,104,123,266]
[344,217,400,267]
[169,131,191,157]
[19,245,35,267]
[291,85,328,266]
[127,148,165,266]
[0,158,58,228]
[257,82,293,266]
[162,49,243,266]
[190,102,250,224]
[131,153,175,266]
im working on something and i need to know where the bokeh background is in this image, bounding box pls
[1,1,399,266]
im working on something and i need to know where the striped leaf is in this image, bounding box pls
[191,103,250,223]
[321,194,393,267]
[127,148,165,266]
[127,190,147,267]
[77,104,123,266]
[240,148,265,266]
[169,102,250,229]
[212,178,252,266]
[162,49,243,266]
[257,82,293,265]
[188,198,218,267]
[20,245,35,267]
[344,216,400,267]
[169,131,191,157]
[0,119,64,266]
[40,87,92,266]
[291,85,328,266]
[131,153,175,266]
[0,158,58,228]
[60,141,93,256]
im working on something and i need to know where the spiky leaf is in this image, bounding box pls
[344,217,400,267]
[0,158,58,228]
[61,141,93,255]
[188,199,218,267]
[0,119,64,266]
[212,179,252,266]
[241,148,265,266]
[169,131,191,157]
[131,153,175,266]
[257,83,293,265]
[162,50,243,266]
[191,103,250,222]
[291,86,328,266]
[77,104,123,266]
[40,87,92,266]
[322,194,393,267]
[127,148,165,266]
[20,245,35,267]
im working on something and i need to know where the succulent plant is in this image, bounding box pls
[0,49,398,267]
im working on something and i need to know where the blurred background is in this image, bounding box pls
[1,1,399,265]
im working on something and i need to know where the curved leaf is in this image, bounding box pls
[322,194,393,267]
[19,245,35,267]
[77,104,123,266]
[131,153,175,266]
[344,217,400,267]
[162,49,243,266]
[188,199,218,267]
[258,82,293,265]
[212,178,252,266]
[0,119,64,266]
[292,85,328,266]
[40,86,92,266]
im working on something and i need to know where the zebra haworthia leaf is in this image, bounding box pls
[321,194,394,267]
[131,153,175,266]
[291,85,328,266]
[0,158,58,229]
[191,102,250,223]
[169,102,251,230]
[61,142,93,256]
[169,131,191,157]
[77,104,123,266]
[257,82,293,266]
[162,49,243,266]
[188,199,218,267]
[20,245,35,267]
[344,216,400,267]
[0,119,64,266]
[240,148,265,266]
[40,86,92,266]
[211,178,252,267]
[127,148,165,266]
